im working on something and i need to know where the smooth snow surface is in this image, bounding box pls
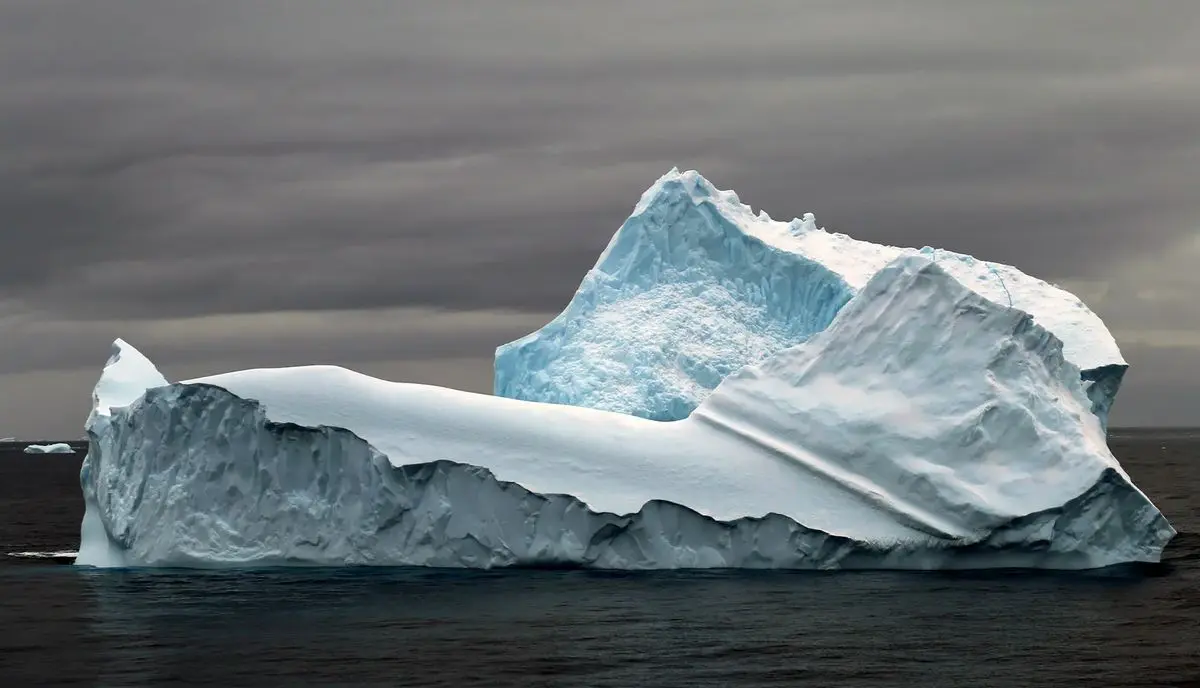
[77,256,1172,570]
[496,169,1126,428]
[23,443,75,454]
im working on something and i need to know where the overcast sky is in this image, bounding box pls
[1,1,1198,437]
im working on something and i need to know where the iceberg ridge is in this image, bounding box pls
[495,169,1127,428]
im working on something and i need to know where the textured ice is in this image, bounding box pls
[23,443,75,454]
[496,169,1126,429]
[77,256,1172,570]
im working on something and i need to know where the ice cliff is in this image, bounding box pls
[495,169,1126,429]
[77,256,1173,570]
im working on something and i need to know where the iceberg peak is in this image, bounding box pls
[631,168,766,230]
[89,338,168,424]
[632,168,713,213]
[496,169,1127,429]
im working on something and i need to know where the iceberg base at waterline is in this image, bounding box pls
[76,256,1174,570]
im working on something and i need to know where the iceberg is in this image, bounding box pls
[495,169,1126,430]
[24,442,75,454]
[77,256,1173,570]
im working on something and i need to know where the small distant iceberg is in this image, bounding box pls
[24,442,76,454]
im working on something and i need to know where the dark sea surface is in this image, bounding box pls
[1,432,1197,687]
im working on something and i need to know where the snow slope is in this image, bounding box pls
[495,169,1126,428]
[77,256,1172,570]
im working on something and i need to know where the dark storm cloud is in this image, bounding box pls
[3,0,1198,315]
[1,1,1199,435]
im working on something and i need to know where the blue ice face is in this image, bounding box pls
[495,173,854,421]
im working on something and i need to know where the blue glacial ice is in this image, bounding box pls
[77,255,1172,570]
[495,169,1127,429]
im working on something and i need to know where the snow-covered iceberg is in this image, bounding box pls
[24,442,75,454]
[77,256,1173,570]
[496,169,1127,429]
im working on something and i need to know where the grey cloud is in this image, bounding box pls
[1,1,1199,435]
[0,307,555,376]
[0,356,498,440]
[1108,344,1200,427]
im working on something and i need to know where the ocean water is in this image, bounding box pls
[1,431,1197,687]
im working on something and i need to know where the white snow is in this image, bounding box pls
[76,256,1173,570]
[496,169,1126,428]
[23,443,75,454]
[89,337,169,420]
